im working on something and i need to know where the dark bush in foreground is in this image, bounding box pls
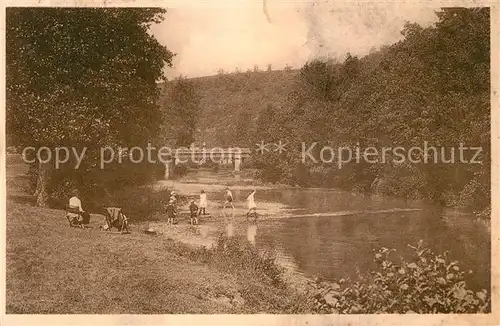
[105,187,173,221]
[173,164,189,178]
[312,241,490,314]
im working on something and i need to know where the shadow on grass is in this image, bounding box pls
[7,193,36,206]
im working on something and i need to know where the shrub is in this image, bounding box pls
[173,164,189,178]
[312,241,490,313]
[474,205,491,220]
[104,187,172,221]
[54,184,172,221]
[47,159,163,209]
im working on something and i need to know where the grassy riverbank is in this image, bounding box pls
[6,162,490,314]
[5,162,313,314]
[6,201,313,314]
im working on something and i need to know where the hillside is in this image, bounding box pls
[161,69,298,147]
[156,8,490,214]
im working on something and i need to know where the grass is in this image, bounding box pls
[6,201,240,313]
[6,162,312,314]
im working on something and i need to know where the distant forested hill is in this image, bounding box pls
[159,69,298,147]
[159,8,490,216]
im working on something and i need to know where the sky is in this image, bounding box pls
[150,1,440,78]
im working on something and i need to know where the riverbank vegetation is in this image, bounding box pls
[6,8,175,209]
[252,8,490,217]
[312,240,490,313]
[185,8,490,218]
[6,161,490,313]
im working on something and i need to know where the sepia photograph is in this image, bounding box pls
[1,1,498,324]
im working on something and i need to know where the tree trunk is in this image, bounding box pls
[35,159,51,207]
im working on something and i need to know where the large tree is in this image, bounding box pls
[6,8,174,206]
[159,76,201,148]
[252,7,490,210]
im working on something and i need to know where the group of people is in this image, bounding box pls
[223,187,258,221]
[165,187,259,225]
[66,190,130,233]
[66,186,259,229]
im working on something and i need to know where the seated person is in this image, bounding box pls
[104,206,130,234]
[67,190,90,227]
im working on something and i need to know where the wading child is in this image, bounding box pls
[165,200,177,225]
[198,189,207,216]
[222,187,234,212]
[246,189,258,221]
[189,200,199,225]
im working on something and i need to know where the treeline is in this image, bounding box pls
[250,8,490,215]
[6,8,174,207]
[215,63,293,75]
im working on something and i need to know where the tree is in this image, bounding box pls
[250,8,490,211]
[6,8,174,206]
[233,109,253,147]
[159,76,201,147]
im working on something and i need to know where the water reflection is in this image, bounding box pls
[222,209,235,237]
[206,187,489,291]
[226,222,234,237]
[246,223,258,245]
[252,188,490,291]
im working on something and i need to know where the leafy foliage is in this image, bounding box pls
[159,76,201,147]
[195,235,286,287]
[312,241,490,313]
[246,8,490,215]
[169,235,314,313]
[6,8,174,205]
[7,8,173,148]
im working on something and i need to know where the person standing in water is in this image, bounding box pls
[165,199,177,225]
[246,189,258,221]
[189,200,199,225]
[222,187,234,212]
[198,189,207,216]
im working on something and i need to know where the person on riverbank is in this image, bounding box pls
[245,189,257,221]
[166,199,177,225]
[222,187,234,212]
[189,200,199,225]
[198,189,207,216]
[67,189,90,227]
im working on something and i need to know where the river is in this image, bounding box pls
[160,175,490,291]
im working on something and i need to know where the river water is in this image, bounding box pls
[205,187,490,291]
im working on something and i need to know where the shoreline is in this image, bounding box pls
[137,218,314,293]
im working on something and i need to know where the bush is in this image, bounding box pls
[312,241,490,313]
[103,187,172,221]
[173,164,189,178]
